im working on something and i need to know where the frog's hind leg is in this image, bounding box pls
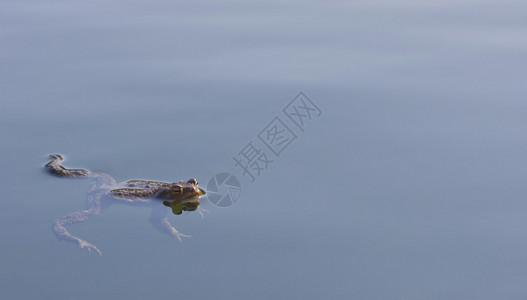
[53,206,103,255]
[45,154,91,177]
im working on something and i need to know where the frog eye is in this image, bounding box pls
[172,185,183,195]
[187,178,198,186]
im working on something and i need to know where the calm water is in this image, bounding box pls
[1,0,526,299]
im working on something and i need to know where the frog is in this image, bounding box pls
[44,154,206,255]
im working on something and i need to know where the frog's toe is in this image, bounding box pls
[172,230,191,242]
[78,240,102,256]
[49,154,63,160]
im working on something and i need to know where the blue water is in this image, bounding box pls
[1,0,526,299]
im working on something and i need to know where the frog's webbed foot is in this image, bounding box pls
[171,228,191,242]
[162,218,191,242]
[78,239,102,256]
[197,207,209,219]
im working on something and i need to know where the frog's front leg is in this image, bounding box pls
[53,207,103,255]
[148,205,191,242]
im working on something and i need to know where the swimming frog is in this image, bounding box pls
[45,154,206,255]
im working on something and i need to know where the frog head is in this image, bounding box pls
[155,178,206,201]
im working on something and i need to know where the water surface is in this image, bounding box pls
[1,0,526,299]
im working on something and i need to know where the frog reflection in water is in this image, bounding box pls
[45,154,206,255]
